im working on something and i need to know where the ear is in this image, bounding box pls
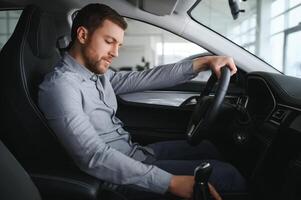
[77,26,89,44]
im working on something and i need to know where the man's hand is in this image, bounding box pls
[209,183,222,200]
[192,56,237,78]
[168,175,222,200]
[168,176,194,199]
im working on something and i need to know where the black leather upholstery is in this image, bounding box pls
[0,140,41,200]
[0,4,64,167]
[0,5,101,200]
[30,172,100,200]
[0,138,101,200]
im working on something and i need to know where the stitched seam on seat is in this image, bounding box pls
[19,7,61,139]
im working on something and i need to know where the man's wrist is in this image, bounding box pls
[167,175,195,198]
[192,56,210,73]
[168,175,176,193]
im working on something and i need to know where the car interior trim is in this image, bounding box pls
[247,75,277,122]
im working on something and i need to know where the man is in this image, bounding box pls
[39,3,246,200]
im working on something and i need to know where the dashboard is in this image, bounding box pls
[246,76,276,122]
[246,72,301,129]
[245,72,301,200]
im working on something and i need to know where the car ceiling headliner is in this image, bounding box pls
[1,0,195,15]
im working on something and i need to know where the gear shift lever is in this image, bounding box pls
[193,162,213,200]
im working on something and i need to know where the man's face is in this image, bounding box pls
[80,19,124,74]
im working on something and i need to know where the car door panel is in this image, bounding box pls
[117,93,194,144]
[116,80,244,144]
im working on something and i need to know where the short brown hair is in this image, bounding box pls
[68,3,127,48]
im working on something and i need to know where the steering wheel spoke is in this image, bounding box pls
[187,66,231,145]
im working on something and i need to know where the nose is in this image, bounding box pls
[109,44,119,58]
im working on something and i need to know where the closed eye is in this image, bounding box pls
[105,40,114,44]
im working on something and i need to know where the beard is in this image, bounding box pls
[81,51,109,74]
[81,44,112,74]
[87,58,110,74]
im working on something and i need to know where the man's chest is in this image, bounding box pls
[80,80,118,120]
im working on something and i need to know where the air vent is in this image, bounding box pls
[270,108,288,124]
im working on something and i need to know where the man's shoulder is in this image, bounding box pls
[40,63,83,92]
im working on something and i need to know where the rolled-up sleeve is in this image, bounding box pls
[38,76,172,194]
[108,60,197,95]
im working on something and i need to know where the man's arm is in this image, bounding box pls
[108,60,197,95]
[38,76,172,194]
[108,56,237,95]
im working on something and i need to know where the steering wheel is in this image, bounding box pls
[187,66,231,145]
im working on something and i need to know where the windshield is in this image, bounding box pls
[190,0,301,78]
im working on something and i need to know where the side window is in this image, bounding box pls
[0,10,22,49]
[111,19,211,81]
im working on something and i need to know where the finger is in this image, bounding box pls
[212,67,221,79]
[227,58,237,76]
[208,183,222,200]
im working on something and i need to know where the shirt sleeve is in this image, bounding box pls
[38,75,172,194]
[108,60,197,95]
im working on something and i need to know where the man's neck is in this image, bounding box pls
[68,45,86,67]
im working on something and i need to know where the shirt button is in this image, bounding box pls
[90,74,98,82]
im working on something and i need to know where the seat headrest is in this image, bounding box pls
[56,35,70,56]
[27,9,57,59]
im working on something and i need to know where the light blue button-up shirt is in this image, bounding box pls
[38,53,197,194]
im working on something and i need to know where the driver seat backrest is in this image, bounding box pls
[0,5,73,169]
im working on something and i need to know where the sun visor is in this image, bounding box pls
[128,0,179,16]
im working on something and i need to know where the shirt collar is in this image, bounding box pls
[62,52,96,81]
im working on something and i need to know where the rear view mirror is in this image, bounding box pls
[228,0,246,20]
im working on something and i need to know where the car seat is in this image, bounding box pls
[0,139,41,200]
[0,5,101,200]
